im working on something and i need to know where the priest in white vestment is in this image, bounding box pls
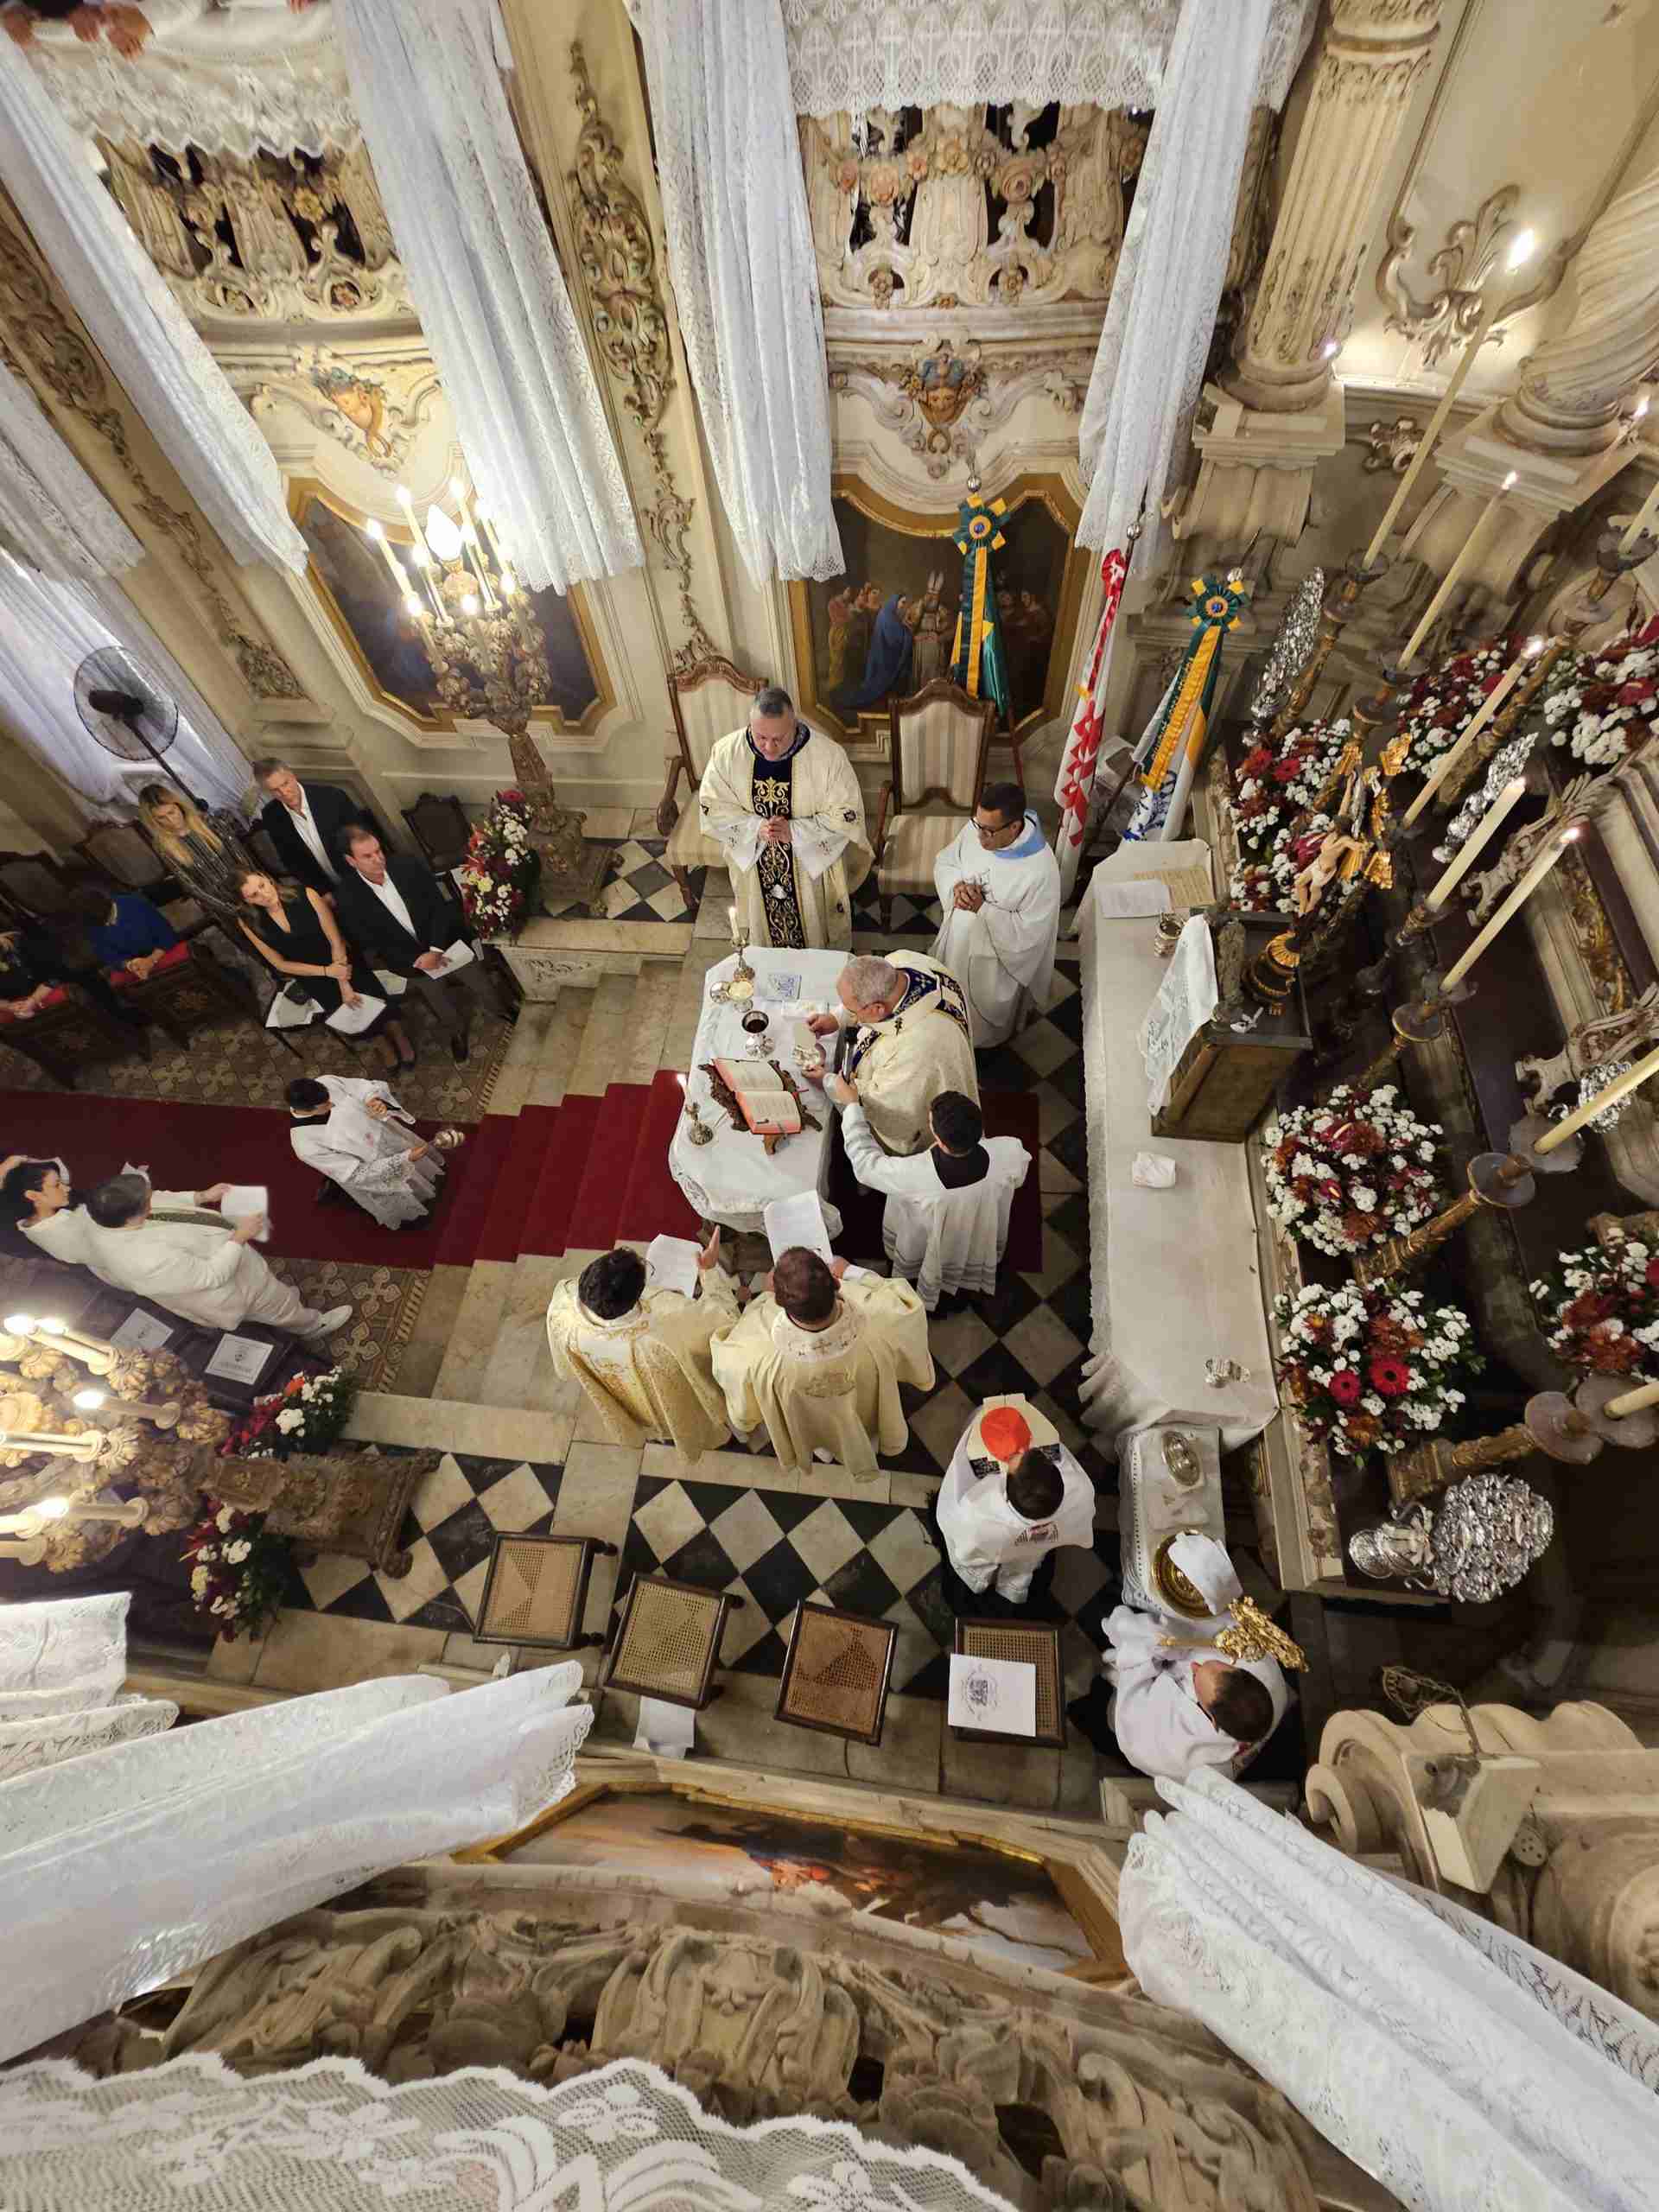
[804,951,978,1156]
[1091,1535,1289,1781]
[697,685,871,950]
[545,1234,738,1462]
[286,1076,442,1230]
[936,1395,1096,1605]
[711,1248,932,1479]
[826,1079,1028,1307]
[79,1173,350,1339]
[2,1157,222,1267]
[931,780,1063,1046]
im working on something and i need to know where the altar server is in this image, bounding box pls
[931,781,1062,1046]
[804,951,978,1156]
[1088,1535,1288,1782]
[711,1247,932,1480]
[545,1232,738,1463]
[286,1076,442,1230]
[937,1395,1096,1606]
[79,1173,350,1340]
[826,1081,1028,1309]
[697,686,871,951]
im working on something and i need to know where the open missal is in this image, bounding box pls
[711,1058,801,1138]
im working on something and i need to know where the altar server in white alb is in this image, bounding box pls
[285,1077,442,1230]
[825,1080,1028,1309]
[1099,1535,1289,1782]
[805,951,978,1156]
[937,1396,1096,1605]
[698,686,872,951]
[932,781,1062,1046]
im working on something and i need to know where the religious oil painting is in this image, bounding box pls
[508,1789,1093,1972]
[792,479,1084,742]
[297,495,605,732]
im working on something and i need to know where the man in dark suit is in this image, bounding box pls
[253,757,378,899]
[333,825,493,1065]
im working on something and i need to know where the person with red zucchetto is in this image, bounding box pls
[934,1395,1097,1611]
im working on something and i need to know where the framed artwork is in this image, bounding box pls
[789,474,1090,742]
[289,485,612,735]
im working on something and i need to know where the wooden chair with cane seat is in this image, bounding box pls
[474,1531,620,1651]
[0,981,137,1088]
[874,680,996,933]
[775,1600,898,1747]
[604,1571,745,1712]
[0,850,92,922]
[400,791,474,876]
[105,938,258,1046]
[70,822,174,899]
[658,653,765,910]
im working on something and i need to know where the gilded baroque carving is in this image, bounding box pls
[830,336,1090,477]
[0,232,304,701]
[568,43,716,673]
[1376,184,1518,370]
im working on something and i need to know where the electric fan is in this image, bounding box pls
[73,645,198,801]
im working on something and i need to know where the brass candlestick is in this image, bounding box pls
[1388,1391,1603,1507]
[1344,977,1472,1098]
[1434,638,1571,809]
[1352,1150,1535,1287]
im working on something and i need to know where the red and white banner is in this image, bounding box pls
[1052,543,1128,897]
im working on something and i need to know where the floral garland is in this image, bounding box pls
[1542,620,1659,767]
[1262,1084,1445,1256]
[1394,639,1511,777]
[1225,717,1349,913]
[183,1504,291,1639]
[221,1366,353,1463]
[1531,1236,1659,1377]
[459,789,540,937]
[1274,1281,1479,1458]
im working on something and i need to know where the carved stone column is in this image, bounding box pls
[1224,0,1444,416]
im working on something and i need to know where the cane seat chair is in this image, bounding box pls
[775,1601,897,1745]
[401,791,474,876]
[0,981,137,1087]
[474,1531,619,1650]
[950,1617,1065,1747]
[604,1571,744,1711]
[107,939,257,1047]
[659,653,766,904]
[875,681,996,931]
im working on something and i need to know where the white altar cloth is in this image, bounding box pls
[1076,855,1278,1452]
[669,947,848,1236]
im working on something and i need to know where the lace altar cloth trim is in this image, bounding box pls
[1122,1769,1659,2212]
[0,2054,1021,2212]
[0,1592,130,1721]
[781,0,1315,118]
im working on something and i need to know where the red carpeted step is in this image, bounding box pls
[517,1090,604,1256]
[461,1106,561,1266]
[614,1071,703,1243]
[561,1084,652,1255]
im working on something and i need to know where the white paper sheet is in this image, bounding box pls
[219,1185,269,1240]
[429,939,476,976]
[645,1234,702,1300]
[110,1310,172,1351]
[324,992,388,1036]
[633,1695,696,1758]
[763,970,802,1003]
[947,1653,1037,1737]
[763,1189,833,1267]
[203,1333,272,1384]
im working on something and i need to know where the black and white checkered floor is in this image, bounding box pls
[553,834,964,936]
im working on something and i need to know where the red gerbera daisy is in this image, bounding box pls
[1369,1355,1412,1397]
[1327,1368,1362,1406]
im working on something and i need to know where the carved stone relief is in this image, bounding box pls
[1376,183,1518,372]
[828,335,1092,479]
[247,346,435,478]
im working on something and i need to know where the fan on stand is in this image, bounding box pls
[73,647,200,804]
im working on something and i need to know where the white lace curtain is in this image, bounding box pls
[1,1630,592,2064]
[0,363,144,585]
[0,1592,179,1793]
[330,0,642,595]
[0,556,251,813]
[0,40,306,577]
[636,0,843,587]
[1122,1770,1659,2212]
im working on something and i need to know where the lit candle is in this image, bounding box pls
[365,518,410,595]
[1398,473,1518,674]
[1441,823,1580,990]
[0,1496,68,1537]
[1606,1377,1659,1417]
[1401,637,1545,826]
[418,559,446,624]
[1423,777,1529,911]
[1618,474,1659,557]
[451,478,498,608]
[397,485,431,563]
[73,1386,180,1429]
[0,1430,102,1462]
[1361,228,1536,569]
[3,1315,111,1373]
[1535,1036,1659,1155]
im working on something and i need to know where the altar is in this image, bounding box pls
[669,947,849,1236]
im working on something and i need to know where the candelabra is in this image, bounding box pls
[1386,1390,1605,1510]
[1351,1148,1535,1287]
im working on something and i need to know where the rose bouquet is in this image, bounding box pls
[1262,1084,1446,1256]
[1394,639,1511,777]
[1531,1234,1659,1378]
[183,1503,290,1639]
[1225,717,1349,913]
[459,788,540,936]
[1543,620,1659,768]
[221,1365,353,1462]
[1274,1281,1480,1458]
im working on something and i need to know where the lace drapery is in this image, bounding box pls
[637,0,843,586]
[0,41,306,576]
[0,556,251,812]
[1122,1770,1659,2212]
[1076,0,1272,559]
[331,0,640,594]
[1,1663,591,2064]
[0,1592,133,1722]
[0,364,144,584]
[781,0,1316,118]
[0,2055,1021,2211]
[0,1699,179,1785]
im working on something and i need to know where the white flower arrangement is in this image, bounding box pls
[1262,1084,1446,1255]
[1543,626,1659,768]
[1274,1279,1479,1457]
[1395,640,1510,776]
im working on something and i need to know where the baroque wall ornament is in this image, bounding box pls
[1376,183,1519,371]
[248,346,430,478]
[829,338,1093,480]
[0,223,303,702]
[568,41,717,675]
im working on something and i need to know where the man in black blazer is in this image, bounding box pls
[253,757,378,899]
[333,825,493,1065]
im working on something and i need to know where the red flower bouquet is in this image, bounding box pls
[1274,1281,1480,1459]
[1532,1234,1659,1379]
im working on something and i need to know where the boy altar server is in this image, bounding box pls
[937,1395,1096,1606]
[711,1246,932,1480]
[286,1076,443,1230]
[545,1231,738,1463]
[932,781,1062,1046]
[805,951,977,1156]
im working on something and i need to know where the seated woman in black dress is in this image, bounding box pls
[235,869,415,1072]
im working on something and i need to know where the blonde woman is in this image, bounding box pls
[137,783,257,919]
[236,868,415,1072]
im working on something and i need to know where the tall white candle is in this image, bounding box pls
[365,518,410,596]
[397,485,431,563]
[1442,824,1579,989]
[1618,474,1659,557]
[1398,474,1517,673]
[1423,777,1529,911]
[1535,1035,1659,1155]
[1606,1377,1659,1417]
[1401,638,1544,827]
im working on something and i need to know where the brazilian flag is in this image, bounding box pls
[949,490,1011,723]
